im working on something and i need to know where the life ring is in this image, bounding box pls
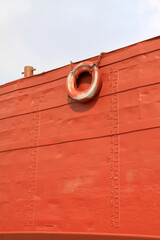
[67,62,102,102]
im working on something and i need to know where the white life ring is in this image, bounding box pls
[67,62,102,102]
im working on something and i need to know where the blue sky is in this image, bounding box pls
[0,0,160,85]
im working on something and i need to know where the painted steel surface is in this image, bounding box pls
[21,66,36,78]
[0,36,160,240]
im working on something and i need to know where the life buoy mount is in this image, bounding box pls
[67,61,102,103]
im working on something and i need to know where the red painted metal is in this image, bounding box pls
[0,36,160,240]
[22,66,36,78]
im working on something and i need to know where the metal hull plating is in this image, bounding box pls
[0,36,160,240]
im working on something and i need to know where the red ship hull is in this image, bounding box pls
[0,36,160,239]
